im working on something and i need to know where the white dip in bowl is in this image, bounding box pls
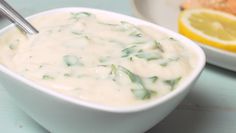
[0,8,205,133]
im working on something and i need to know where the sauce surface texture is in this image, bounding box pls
[0,11,197,107]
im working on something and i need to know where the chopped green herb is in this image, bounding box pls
[148,76,159,83]
[42,75,54,80]
[119,21,143,37]
[64,73,72,77]
[130,41,147,45]
[137,49,143,53]
[99,56,110,63]
[118,66,142,84]
[70,12,92,21]
[135,52,162,61]
[119,21,142,35]
[98,64,109,67]
[160,62,168,67]
[160,57,180,67]
[99,58,106,63]
[108,40,124,46]
[77,74,86,78]
[169,37,177,41]
[131,89,156,100]
[63,55,82,67]
[9,39,20,50]
[153,41,164,52]
[98,22,119,26]
[71,31,83,36]
[9,44,16,50]
[121,45,137,57]
[120,21,134,30]
[164,77,182,90]
[121,41,164,61]
[84,35,90,40]
[129,31,143,37]
[110,64,117,75]
[129,57,133,61]
[71,32,90,40]
[118,65,156,100]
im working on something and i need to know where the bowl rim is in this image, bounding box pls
[0,7,206,113]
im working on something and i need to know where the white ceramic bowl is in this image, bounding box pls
[0,8,205,133]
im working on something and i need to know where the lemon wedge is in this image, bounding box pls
[178,8,236,52]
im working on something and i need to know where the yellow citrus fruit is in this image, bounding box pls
[178,8,236,52]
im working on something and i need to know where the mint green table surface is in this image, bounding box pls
[0,0,235,133]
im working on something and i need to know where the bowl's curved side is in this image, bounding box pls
[0,68,196,133]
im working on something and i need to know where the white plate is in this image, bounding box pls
[131,0,236,71]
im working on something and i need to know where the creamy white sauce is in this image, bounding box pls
[0,11,197,107]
